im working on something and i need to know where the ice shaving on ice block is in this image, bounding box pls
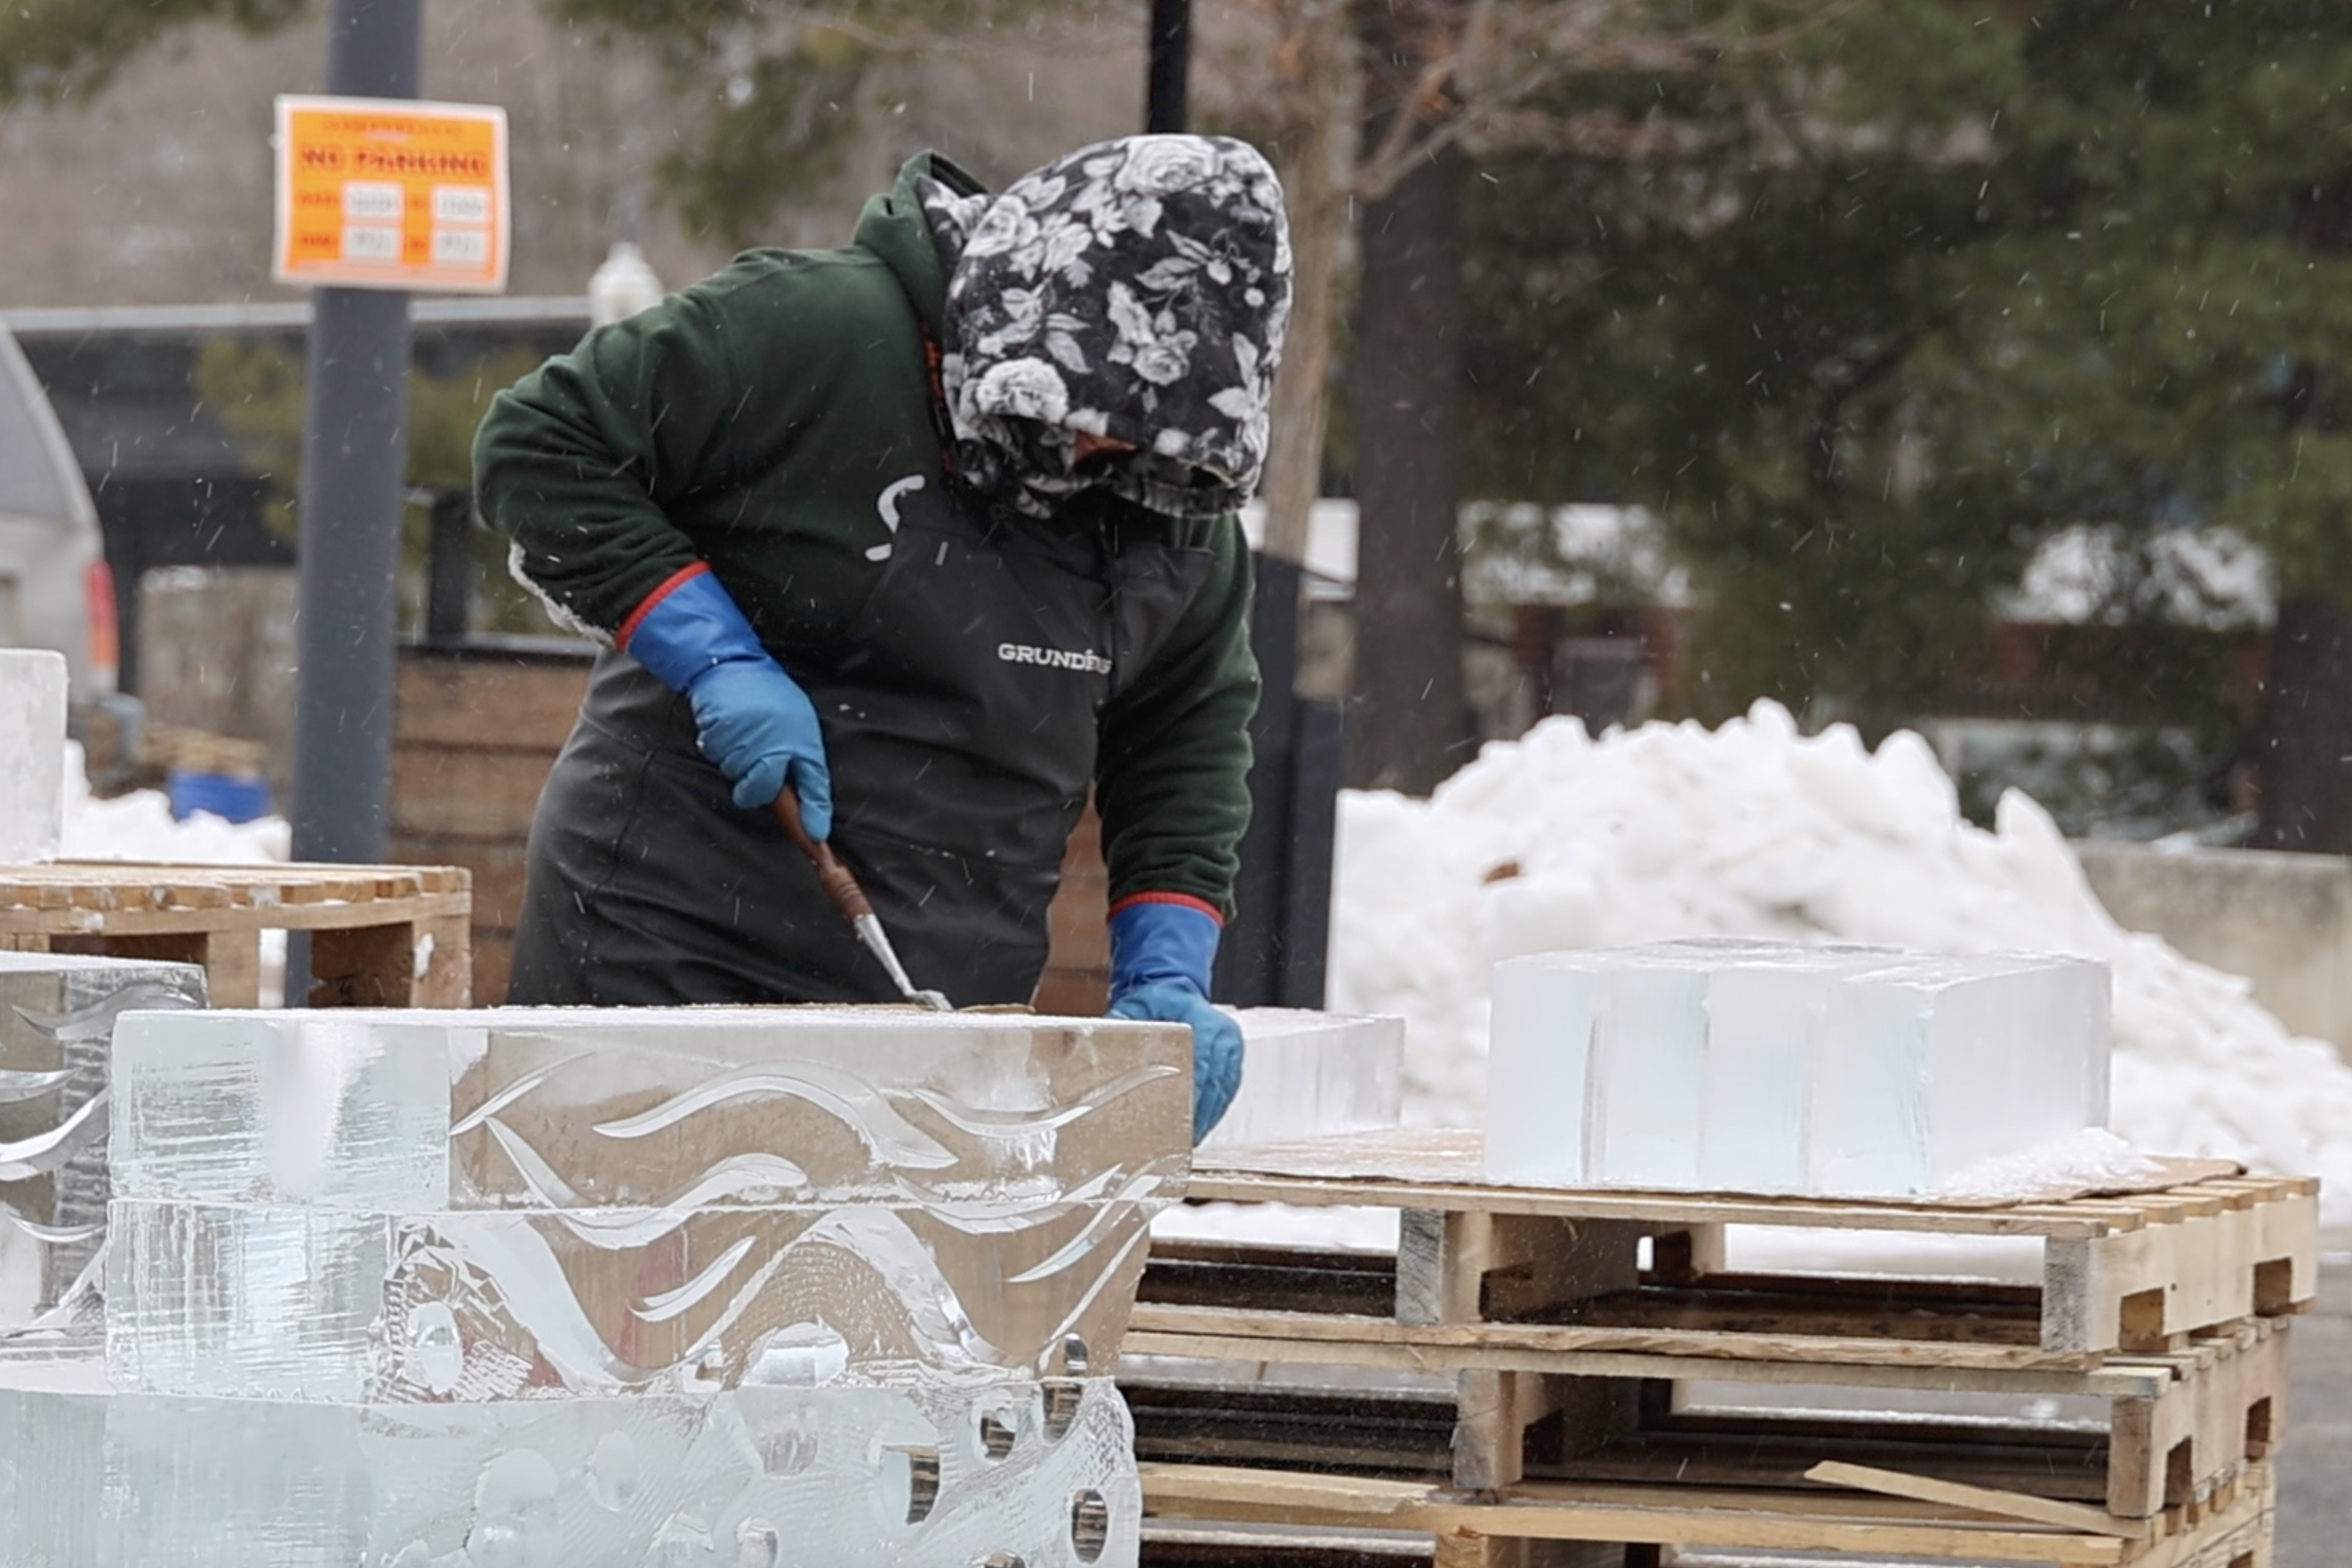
[1486,938,2111,1198]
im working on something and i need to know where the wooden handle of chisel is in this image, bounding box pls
[772,788,873,925]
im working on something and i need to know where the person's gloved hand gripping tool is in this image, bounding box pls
[619,564,952,1010]
[619,564,833,824]
[1106,894,1244,1143]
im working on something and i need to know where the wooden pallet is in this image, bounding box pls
[0,860,472,1007]
[1172,1130,2321,1362]
[1127,1313,2287,1521]
[1140,1456,2277,1567]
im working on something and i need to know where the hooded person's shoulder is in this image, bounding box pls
[654,244,920,356]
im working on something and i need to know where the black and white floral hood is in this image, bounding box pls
[916,135,1291,521]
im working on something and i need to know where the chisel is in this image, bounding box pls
[772,791,954,1011]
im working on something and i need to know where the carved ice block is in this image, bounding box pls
[105,1006,1188,1400]
[0,954,206,1335]
[0,649,66,865]
[106,1195,1161,1402]
[0,1348,1143,1568]
[1196,1007,1404,1151]
[1487,941,2110,1197]
[110,1007,1192,1212]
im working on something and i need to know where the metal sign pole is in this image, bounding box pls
[1146,0,1190,133]
[289,0,420,870]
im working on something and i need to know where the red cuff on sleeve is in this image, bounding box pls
[614,561,712,650]
[1106,891,1225,925]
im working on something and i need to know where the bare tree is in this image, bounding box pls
[1228,0,1843,791]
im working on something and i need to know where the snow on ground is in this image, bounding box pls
[1329,699,2352,1226]
[59,744,288,865]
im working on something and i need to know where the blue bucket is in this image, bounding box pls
[167,769,274,824]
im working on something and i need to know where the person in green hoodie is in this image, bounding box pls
[471,135,1291,1141]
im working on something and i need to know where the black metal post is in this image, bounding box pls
[1214,553,1340,1009]
[423,490,473,643]
[290,0,420,872]
[1146,0,1191,134]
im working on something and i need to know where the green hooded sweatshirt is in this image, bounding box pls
[472,152,1259,916]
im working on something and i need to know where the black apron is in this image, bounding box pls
[505,482,1213,1007]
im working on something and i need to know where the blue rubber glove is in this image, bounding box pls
[621,567,832,832]
[1105,898,1243,1143]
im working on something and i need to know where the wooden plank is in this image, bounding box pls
[1435,1533,1624,1568]
[1649,1224,1726,1285]
[1138,1464,2141,1563]
[1806,1459,2148,1539]
[0,893,473,938]
[1193,1130,2241,1231]
[1118,1326,2172,1397]
[1455,1369,1562,1490]
[411,911,474,1007]
[390,746,559,840]
[394,651,591,750]
[1185,1167,2121,1239]
[1121,1306,2102,1372]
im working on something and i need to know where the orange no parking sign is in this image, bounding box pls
[272,95,510,293]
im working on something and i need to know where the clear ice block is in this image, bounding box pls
[1195,1008,1404,1151]
[1487,941,2110,1198]
[1813,952,2110,1195]
[1697,944,1905,1193]
[110,1007,1192,1212]
[0,954,206,1335]
[0,649,66,865]
[0,1347,1143,1567]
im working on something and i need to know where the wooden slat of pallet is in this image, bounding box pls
[1141,1461,2274,1567]
[1184,1162,2125,1238]
[1806,1459,2146,1539]
[1120,1324,2176,1398]
[1142,1466,2129,1563]
[1127,1304,2099,1373]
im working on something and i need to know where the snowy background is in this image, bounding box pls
[1329,701,2352,1226]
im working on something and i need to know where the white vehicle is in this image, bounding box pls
[0,324,116,705]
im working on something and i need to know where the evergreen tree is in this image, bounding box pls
[1462,1,2352,851]
[1461,1,2034,728]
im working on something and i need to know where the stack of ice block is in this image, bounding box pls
[1,953,208,1336]
[2,1005,1191,1565]
[1196,1008,1404,1152]
[1486,940,2110,1197]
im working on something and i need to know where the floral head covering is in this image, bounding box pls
[916,135,1292,521]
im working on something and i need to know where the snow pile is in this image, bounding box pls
[58,743,288,864]
[1330,700,2352,1224]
